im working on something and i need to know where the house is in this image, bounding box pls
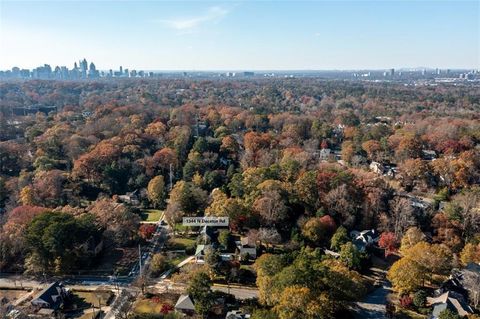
[175,294,195,315]
[441,263,480,309]
[422,150,437,161]
[384,165,397,178]
[350,229,379,252]
[427,291,473,319]
[319,148,331,161]
[332,150,342,161]
[369,161,385,175]
[369,161,398,178]
[195,244,212,264]
[410,197,431,209]
[117,190,140,206]
[199,226,217,244]
[195,244,235,263]
[226,310,251,319]
[235,237,257,261]
[31,282,69,310]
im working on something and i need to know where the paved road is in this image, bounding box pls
[212,285,259,300]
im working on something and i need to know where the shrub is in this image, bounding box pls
[160,303,174,314]
[413,290,427,308]
[399,295,413,308]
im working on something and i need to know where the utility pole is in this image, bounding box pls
[169,163,173,191]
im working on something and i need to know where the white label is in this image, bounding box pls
[182,217,229,226]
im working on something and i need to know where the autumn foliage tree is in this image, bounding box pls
[378,232,398,257]
[147,175,165,208]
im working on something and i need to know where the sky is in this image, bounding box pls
[0,0,479,70]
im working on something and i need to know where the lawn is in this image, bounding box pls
[0,289,29,304]
[134,299,165,313]
[394,309,428,319]
[71,290,113,309]
[141,209,163,222]
[87,246,138,276]
[75,309,101,319]
[64,291,111,319]
[173,223,188,233]
[166,252,188,266]
[166,236,196,252]
[133,294,178,314]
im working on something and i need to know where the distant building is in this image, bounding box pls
[226,310,251,319]
[117,190,140,206]
[88,62,99,78]
[319,148,331,161]
[369,161,385,175]
[422,150,437,161]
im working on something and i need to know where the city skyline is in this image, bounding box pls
[0,1,479,70]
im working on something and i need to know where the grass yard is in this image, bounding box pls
[88,246,138,276]
[141,209,163,222]
[71,290,113,309]
[173,223,188,233]
[75,309,101,319]
[166,252,188,266]
[0,289,29,303]
[394,309,427,319]
[166,236,196,252]
[134,294,178,314]
[134,299,165,314]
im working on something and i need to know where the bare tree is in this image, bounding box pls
[253,190,288,226]
[462,269,480,309]
[258,227,282,250]
[388,197,417,238]
[452,190,480,241]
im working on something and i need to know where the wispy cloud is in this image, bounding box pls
[158,6,230,32]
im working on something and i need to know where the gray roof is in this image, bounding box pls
[31,282,65,309]
[175,294,195,311]
[428,291,473,318]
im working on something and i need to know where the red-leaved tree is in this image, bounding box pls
[378,232,398,257]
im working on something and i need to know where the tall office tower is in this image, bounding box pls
[80,59,88,72]
[89,62,99,78]
[79,59,88,78]
[390,68,395,77]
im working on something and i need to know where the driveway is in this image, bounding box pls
[353,280,392,319]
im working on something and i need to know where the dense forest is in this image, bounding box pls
[1,78,480,319]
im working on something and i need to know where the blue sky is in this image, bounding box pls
[0,0,478,70]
